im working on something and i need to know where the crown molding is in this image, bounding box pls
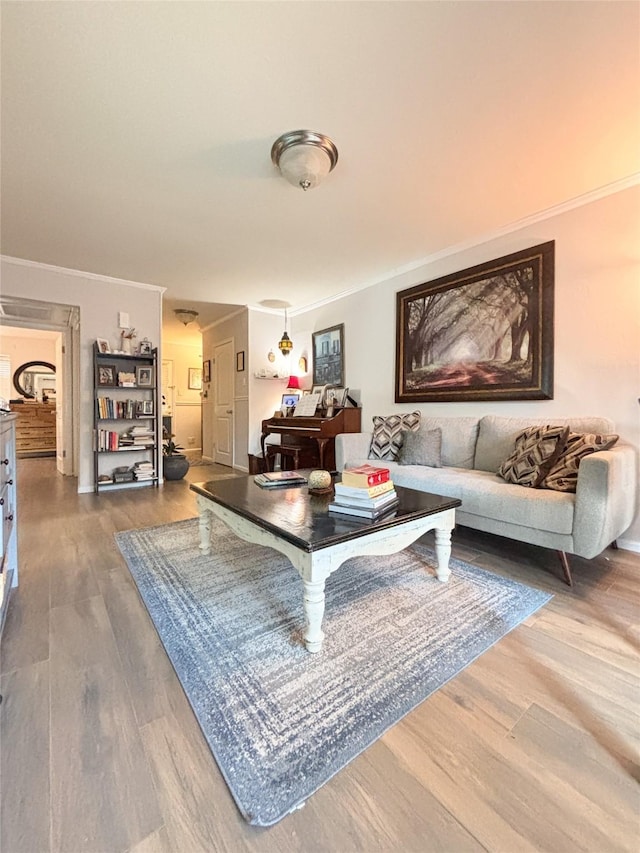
[0,255,166,292]
[293,173,640,316]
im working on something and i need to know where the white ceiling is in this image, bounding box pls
[1,1,639,318]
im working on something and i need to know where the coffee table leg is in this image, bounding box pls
[196,496,212,555]
[434,526,452,582]
[303,579,326,653]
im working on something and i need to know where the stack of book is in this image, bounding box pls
[328,464,399,519]
[254,470,307,488]
[129,425,155,446]
[133,461,155,481]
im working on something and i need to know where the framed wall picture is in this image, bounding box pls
[395,242,555,402]
[96,338,111,354]
[203,359,211,383]
[236,351,245,372]
[97,364,116,386]
[136,365,155,387]
[188,367,203,390]
[312,324,344,386]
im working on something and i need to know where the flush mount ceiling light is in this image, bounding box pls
[174,309,199,326]
[271,129,338,191]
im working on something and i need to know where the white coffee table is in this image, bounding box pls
[191,478,460,653]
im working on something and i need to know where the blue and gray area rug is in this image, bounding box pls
[116,518,551,826]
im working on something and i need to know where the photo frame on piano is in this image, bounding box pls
[325,387,349,408]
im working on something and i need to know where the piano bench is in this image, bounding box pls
[265,443,311,472]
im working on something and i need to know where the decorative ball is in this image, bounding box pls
[308,469,332,490]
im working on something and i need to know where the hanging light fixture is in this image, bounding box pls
[278,308,293,356]
[271,129,338,191]
[174,309,199,326]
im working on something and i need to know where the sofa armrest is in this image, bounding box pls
[335,432,372,470]
[572,443,638,558]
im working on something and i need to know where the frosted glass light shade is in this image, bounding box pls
[278,145,332,190]
[271,130,338,191]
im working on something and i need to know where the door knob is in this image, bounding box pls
[226,409,233,414]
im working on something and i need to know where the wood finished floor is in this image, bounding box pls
[1,458,638,853]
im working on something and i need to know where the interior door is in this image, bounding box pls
[214,339,234,466]
[54,332,74,475]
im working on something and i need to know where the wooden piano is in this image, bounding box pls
[260,407,362,471]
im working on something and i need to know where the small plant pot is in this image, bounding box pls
[163,454,190,481]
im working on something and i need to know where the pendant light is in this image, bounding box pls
[278,308,293,356]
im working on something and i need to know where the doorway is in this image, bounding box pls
[0,296,79,476]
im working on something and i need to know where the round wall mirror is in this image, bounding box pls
[12,361,56,399]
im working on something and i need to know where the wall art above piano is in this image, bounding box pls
[312,324,344,386]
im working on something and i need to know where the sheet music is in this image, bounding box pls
[293,393,321,417]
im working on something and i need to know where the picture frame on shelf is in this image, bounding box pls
[134,400,153,416]
[203,359,211,383]
[312,324,344,386]
[311,384,326,397]
[96,338,111,354]
[236,351,245,372]
[138,338,153,355]
[97,365,116,386]
[136,365,155,387]
[188,367,202,390]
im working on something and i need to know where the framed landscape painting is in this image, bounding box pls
[395,242,554,402]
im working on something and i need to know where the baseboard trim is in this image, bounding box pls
[617,538,640,554]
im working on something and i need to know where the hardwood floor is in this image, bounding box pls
[1,458,638,852]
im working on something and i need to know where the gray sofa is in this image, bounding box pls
[335,415,637,584]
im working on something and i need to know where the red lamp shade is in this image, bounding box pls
[287,375,301,390]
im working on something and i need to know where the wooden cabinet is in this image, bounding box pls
[0,414,18,637]
[93,345,160,493]
[9,401,56,457]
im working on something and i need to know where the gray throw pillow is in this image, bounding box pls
[398,428,442,467]
[369,411,421,461]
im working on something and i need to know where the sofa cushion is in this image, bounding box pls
[398,428,442,467]
[498,425,569,487]
[541,432,619,492]
[458,470,575,534]
[474,415,615,473]
[417,416,480,469]
[369,411,421,461]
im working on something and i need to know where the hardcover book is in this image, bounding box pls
[327,499,399,519]
[334,480,395,499]
[340,464,390,488]
[332,489,398,510]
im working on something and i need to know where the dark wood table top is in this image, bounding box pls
[190,474,461,554]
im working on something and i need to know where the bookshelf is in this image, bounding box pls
[93,344,160,493]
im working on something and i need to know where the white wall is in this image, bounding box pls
[0,258,163,492]
[292,185,640,548]
[161,340,202,457]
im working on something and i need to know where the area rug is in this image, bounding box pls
[115,518,551,826]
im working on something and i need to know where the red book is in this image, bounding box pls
[341,464,391,488]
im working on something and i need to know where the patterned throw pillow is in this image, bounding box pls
[498,425,569,488]
[541,432,619,492]
[369,412,421,461]
[398,428,442,467]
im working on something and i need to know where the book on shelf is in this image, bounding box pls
[334,479,395,500]
[254,471,307,488]
[341,464,390,488]
[327,499,399,520]
[332,489,398,511]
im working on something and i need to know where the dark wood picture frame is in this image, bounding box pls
[312,323,344,386]
[236,351,245,372]
[395,242,554,402]
[203,359,211,383]
[97,364,116,386]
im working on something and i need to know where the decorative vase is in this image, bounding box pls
[163,454,190,481]
[122,337,132,354]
